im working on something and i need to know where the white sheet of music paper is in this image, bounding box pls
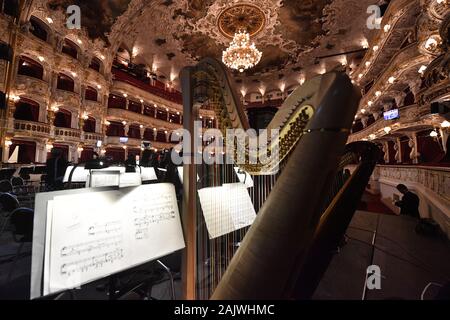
[119,172,142,188]
[141,167,158,181]
[198,183,256,239]
[87,170,121,188]
[42,184,185,296]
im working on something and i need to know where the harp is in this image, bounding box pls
[179,58,380,299]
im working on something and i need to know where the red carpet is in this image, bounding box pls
[358,192,395,215]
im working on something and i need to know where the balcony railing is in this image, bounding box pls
[13,120,51,137]
[107,108,182,130]
[83,132,104,143]
[54,127,81,142]
[112,68,182,104]
[106,136,142,147]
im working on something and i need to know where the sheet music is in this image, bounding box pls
[198,183,256,239]
[87,171,121,188]
[44,184,185,296]
[223,183,256,229]
[141,167,158,181]
[119,173,142,188]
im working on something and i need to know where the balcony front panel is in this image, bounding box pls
[15,75,50,99]
[13,120,51,139]
[84,99,104,114]
[106,136,142,147]
[83,132,104,144]
[53,89,81,108]
[54,127,82,143]
[107,108,182,130]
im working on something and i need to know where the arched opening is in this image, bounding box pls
[85,86,98,101]
[417,130,445,163]
[50,144,69,161]
[128,100,142,113]
[89,57,102,72]
[108,94,127,109]
[18,56,44,80]
[61,39,79,59]
[80,147,94,163]
[1,0,20,17]
[400,136,412,164]
[128,125,141,139]
[106,121,125,137]
[156,108,168,121]
[156,130,167,142]
[57,73,75,92]
[13,98,40,122]
[105,147,125,163]
[9,140,36,164]
[83,116,96,133]
[54,109,72,128]
[144,128,155,141]
[29,16,49,42]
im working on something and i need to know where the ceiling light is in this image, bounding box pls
[430,130,438,137]
[375,91,381,97]
[369,134,376,140]
[71,72,77,77]
[383,24,391,32]
[361,109,366,114]
[97,84,102,89]
[425,37,438,50]
[38,56,45,62]
[365,61,371,67]
[46,17,53,24]
[418,65,427,74]
[123,93,128,98]
[373,45,379,51]
[358,74,363,79]
[222,30,262,72]
[388,76,396,84]
[140,99,144,103]
[100,55,105,60]
[77,39,82,44]
[122,121,127,125]
[368,101,373,106]
[441,120,450,128]
[384,127,392,134]
[140,125,144,129]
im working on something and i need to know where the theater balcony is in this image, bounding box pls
[12,119,51,139]
[53,127,82,144]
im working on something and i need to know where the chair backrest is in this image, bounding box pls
[0,180,13,193]
[11,176,24,187]
[0,193,20,213]
[10,208,34,242]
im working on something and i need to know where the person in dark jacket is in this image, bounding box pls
[46,148,68,190]
[395,184,420,218]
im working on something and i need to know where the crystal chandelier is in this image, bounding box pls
[222,30,262,72]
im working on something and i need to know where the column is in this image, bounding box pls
[124,124,130,137]
[125,99,129,110]
[394,137,402,164]
[408,133,420,164]
[68,145,78,163]
[141,102,144,114]
[165,130,170,142]
[440,128,449,154]
[140,126,145,139]
[154,106,157,118]
[2,142,10,163]
[35,141,48,163]
[382,141,389,164]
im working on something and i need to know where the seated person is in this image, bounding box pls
[395,184,420,218]
[46,148,68,190]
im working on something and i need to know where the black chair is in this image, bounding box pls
[7,208,34,283]
[0,180,13,193]
[0,193,20,234]
[11,176,24,187]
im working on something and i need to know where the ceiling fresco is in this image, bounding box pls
[41,0,377,92]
